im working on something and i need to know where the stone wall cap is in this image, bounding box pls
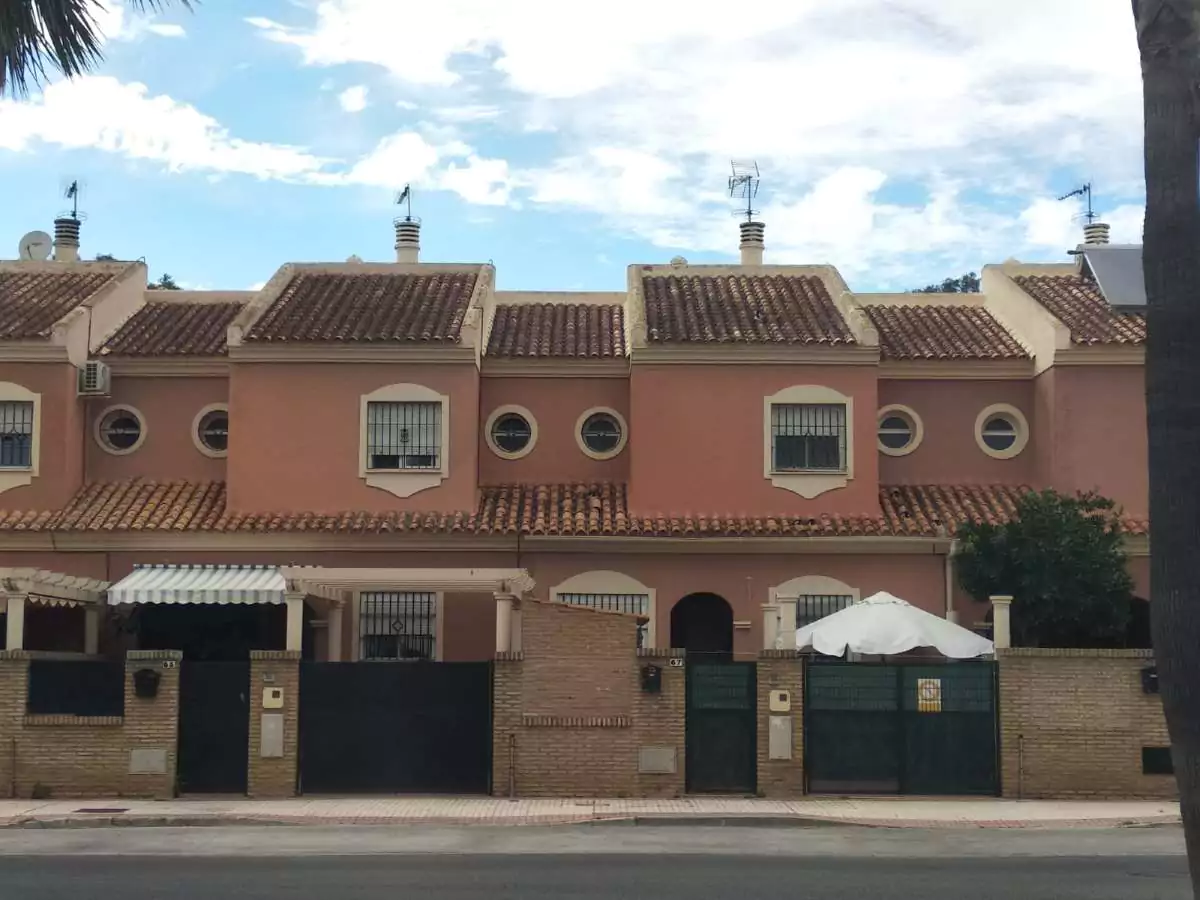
[126,649,184,661]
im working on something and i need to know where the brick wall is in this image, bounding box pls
[247,650,299,798]
[492,600,685,798]
[0,650,181,799]
[998,648,1177,799]
[756,651,804,797]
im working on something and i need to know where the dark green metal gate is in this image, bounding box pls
[685,660,757,794]
[804,661,998,796]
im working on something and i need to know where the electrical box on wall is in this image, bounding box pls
[640,664,662,693]
[769,689,791,713]
[262,687,285,709]
[1141,666,1159,694]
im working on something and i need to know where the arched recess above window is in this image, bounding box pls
[551,570,656,648]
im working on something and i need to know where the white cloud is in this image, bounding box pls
[249,0,1148,281]
[248,281,267,291]
[147,23,186,38]
[96,0,187,42]
[338,85,369,113]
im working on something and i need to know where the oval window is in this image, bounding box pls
[197,409,229,454]
[581,412,622,455]
[490,412,532,455]
[98,408,143,452]
[878,414,913,451]
[981,415,1017,452]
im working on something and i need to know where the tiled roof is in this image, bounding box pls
[244,271,477,343]
[863,304,1029,361]
[0,479,1147,537]
[0,270,117,340]
[100,301,244,357]
[1013,275,1146,345]
[486,304,626,358]
[642,273,856,345]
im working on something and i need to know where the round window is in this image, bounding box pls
[98,408,143,452]
[197,409,229,454]
[878,414,913,451]
[491,412,532,455]
[580,412,622,455]
[981,415,1017,452]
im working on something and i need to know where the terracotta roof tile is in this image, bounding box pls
[486,304,626,358]
[642,273,855,345]
[100,301,244,357]
[244,271,476,344]
[864,304,1029,361]
[1013,275,1146,345]
[0,270,117,340]
[3,479,1148,538]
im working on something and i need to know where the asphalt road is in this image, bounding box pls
[0,826,1190,900]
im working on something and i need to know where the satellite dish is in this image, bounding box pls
[18,231,52,261]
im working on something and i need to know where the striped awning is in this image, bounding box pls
[106,565,287,606]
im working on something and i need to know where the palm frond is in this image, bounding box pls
[0,0,196,99]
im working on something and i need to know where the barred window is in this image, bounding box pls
[771,403,847,472]
[0,401,33,468]
[796,594,854,628]
[557,592,650,647]
[366,401,441,471]
[359,592,436,660]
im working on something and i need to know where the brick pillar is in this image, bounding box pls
[756,650,805,797]
[633,649,686,797]
[0,651,29,798]
[124,650,182,799]
[248,650,300,798]
[491,652,523,797]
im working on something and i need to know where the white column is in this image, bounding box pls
[5,595,24,651]
[990,595,1013,650]
[761,604,779,651]
[777,596,798,649]
[326,603,343,662]
[285,594,305,653]
[495,593,514,654]
[84,606,100,655]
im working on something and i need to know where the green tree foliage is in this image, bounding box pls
[148,273,180,290]
[1,1,195,98]
[94,253,116,261]
[913,272,981,293]
[956,489,1134,647]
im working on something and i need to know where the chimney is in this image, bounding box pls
[53,216,80,262]
[394,217,420,263]
[739,220,765,266]
[1083,221,1110,246]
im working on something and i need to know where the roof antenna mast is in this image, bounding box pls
[1058,182,1096,225]
[396,183,413,221]
[393,184,422,263]
[728,160,760,223]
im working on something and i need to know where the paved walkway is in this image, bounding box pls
[0,797,1181,829]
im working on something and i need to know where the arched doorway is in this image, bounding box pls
[670,592,733,657]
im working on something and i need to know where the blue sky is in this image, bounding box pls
[0,0,1149,292]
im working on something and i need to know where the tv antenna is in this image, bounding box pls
[1057,183,1097,225]
[395,184,414,221]
[57,178,87,222]
[728,160,760,222]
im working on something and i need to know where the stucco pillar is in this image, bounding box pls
[761,604,780,651]
[4,595,24,651]
[990,595,1013,650]
[495,593,514,654]
[284,594,305,653]
[84,606,100,655]
[326,602,343,662]
[776,596,798,649]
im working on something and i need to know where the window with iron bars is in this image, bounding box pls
[366,401,441,471]
[0,401,33,468]
[796,594,854,628]
[771,403,847,472]
[557,592,650,647]
[359,592,436,660]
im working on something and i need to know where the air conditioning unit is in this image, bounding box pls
[77,360,111,397]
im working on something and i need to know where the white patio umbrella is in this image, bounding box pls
[795,591,994,659]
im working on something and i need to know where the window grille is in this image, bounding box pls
[557,592,650,647]
[796,594,854,628]
[0,401,33,468]
[366,401,441,470]
[359,592,436,660]
[771,403,846,472]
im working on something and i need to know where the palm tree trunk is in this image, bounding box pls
[1136,1,1200,893]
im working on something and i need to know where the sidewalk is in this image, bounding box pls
[0,797,1181,830]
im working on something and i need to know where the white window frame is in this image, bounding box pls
[552,570,656,648]
[352,589,444,662]
[359,383,450,498]
[771,575,860,647]
[975,402,1029,460]
[877,404,924,457]
[763,385,853,499]
[0,383,39,496]
[94,404,148,456]
[192,403,230,459]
